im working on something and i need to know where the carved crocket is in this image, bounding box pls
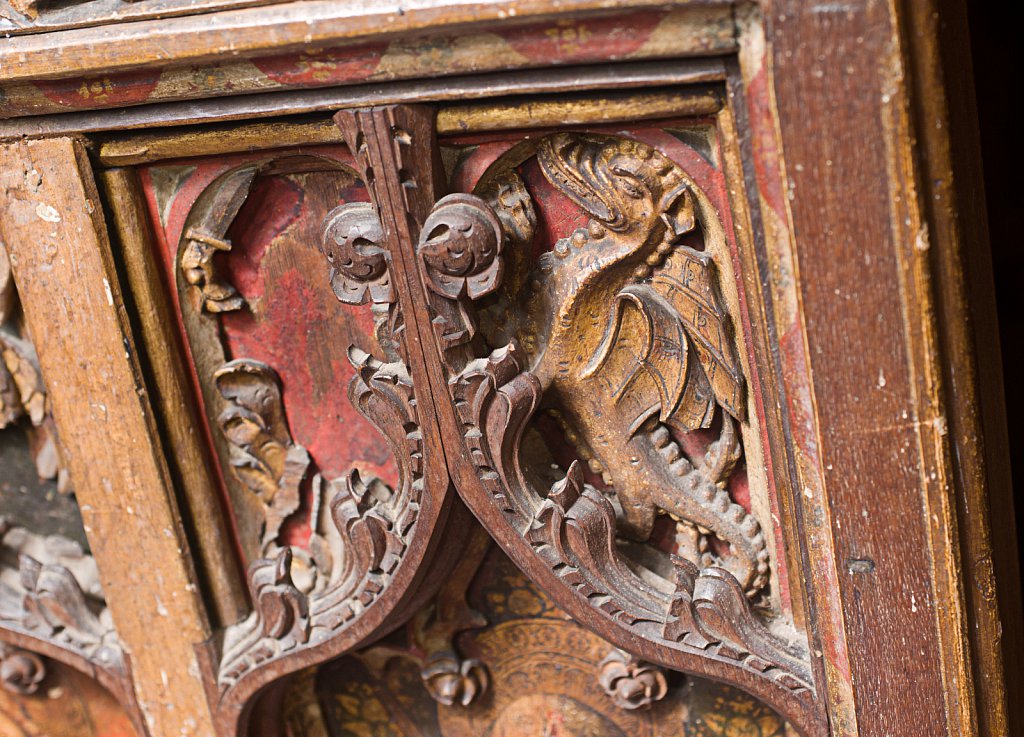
[477,133,769,596]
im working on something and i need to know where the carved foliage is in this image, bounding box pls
[0,643,45,695]
[179,166,258,313]
[357,529,491,708]
[598,649,669,711]
[214,359,310,549]
[0,518,127,692]
[216,351,425,692]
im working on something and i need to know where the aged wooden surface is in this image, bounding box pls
[766,0,1011,735]
[1,0,276,36]
[0,7,730,119]
[326,104,823,734]
[0,60,723,141]
[0,516,142,732]
[94,89,722,168]
[311,546,788,737]
[0,137,216,736]
[0,3,1016,737]
[0,2,733,86]
[126,140,471,737]
[0,656,138,737]
[99,167,249,629]
[0,245,69,495]
[900,0,1021,733]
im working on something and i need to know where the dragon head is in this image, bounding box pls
[538,132,694,244]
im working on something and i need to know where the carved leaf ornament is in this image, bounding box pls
[173,106,824,736]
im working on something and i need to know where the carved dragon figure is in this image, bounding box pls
[477,133,769,596]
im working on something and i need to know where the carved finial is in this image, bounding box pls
[549,460,583,512]
[249,548,309,645]
[421,652,489,707]
[597,649,668,710]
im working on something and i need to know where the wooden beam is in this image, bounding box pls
[0,137,217,737]
[0,0,733,84]
[93,89,722,166]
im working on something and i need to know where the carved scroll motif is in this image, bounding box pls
[215,351,425,692]
[179,166,258,313]
[0,642,45,694]
[194,109,821,734]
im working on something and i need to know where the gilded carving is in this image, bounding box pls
[198,106,816,735]
[214,359,310,550]
[399,124,816,727]
[475,133,764,595]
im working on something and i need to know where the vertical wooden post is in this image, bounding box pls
[766,1,1006,735]
[0,137,217,737]
[99,167,248,629]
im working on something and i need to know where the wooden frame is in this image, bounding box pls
[0,2,1018,736]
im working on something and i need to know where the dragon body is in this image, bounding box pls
[478,133,769,596]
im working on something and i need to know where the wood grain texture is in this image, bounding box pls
[94,88,722,167]
[766,1,996,735]
[0,60,722,141]
[1,0,278,36]
[0,1,733,85]
[99,166,249,629]
[0,137,216,737]
[899,0,1021,733]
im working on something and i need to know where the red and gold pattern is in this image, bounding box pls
[0,10,732,118]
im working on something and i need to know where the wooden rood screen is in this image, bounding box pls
[0,3,1018,737]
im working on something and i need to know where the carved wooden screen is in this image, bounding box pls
[0,1,1015,735]
[100,70,828,735]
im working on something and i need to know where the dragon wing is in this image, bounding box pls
[583,247,745,435]
[651,245,746,423]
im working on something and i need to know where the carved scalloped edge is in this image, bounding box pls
[446,344,825,736]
